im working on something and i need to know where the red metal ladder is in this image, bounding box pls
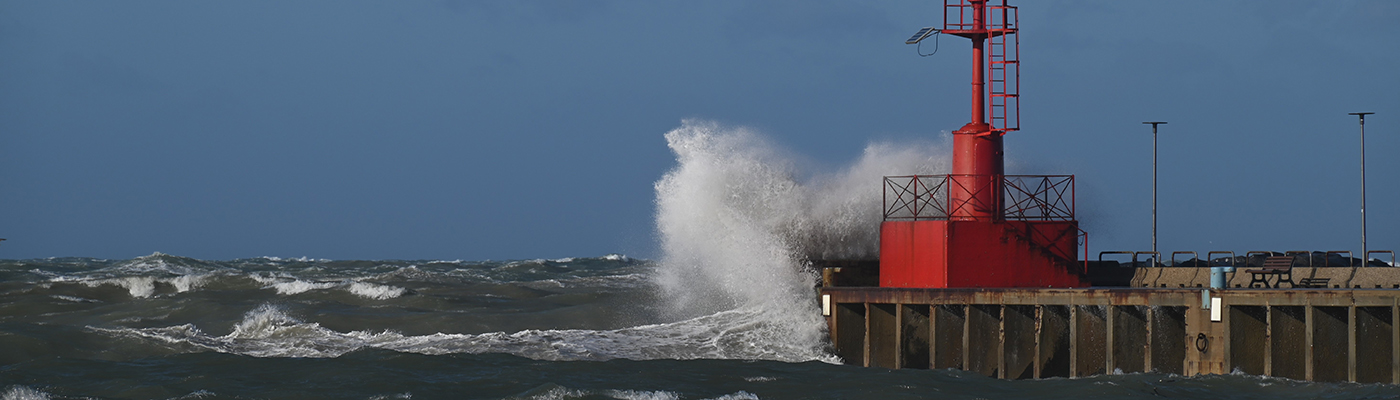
[986,2,1019,132]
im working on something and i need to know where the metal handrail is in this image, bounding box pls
[1093,249,1387,269]
[1134,251,1161,268]
[1207,251,1237,268]
[1078,228,1089,274]
[1246,251,1275,269]
[1326,251,1355,268]
[1098,251,1133,266]
[947,174,997,218]
[1002,175,1074,221]
[1285,251,1314,268]
[882,175,949,220]
[1170,251,1199,267]
[883,174,1074,222]
[1366,250,1396,267]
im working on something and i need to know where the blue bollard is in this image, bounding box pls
[1209,266,1234,289]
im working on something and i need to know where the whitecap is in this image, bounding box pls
[1,386,52,400]
[249,272,338,296]
[347,281,405,300]
[51,295,99,303]
[165,274,209,293]
[82,276,156,298]
[705,392,760,400]
[605,390,680,400]
[267,280,337,296]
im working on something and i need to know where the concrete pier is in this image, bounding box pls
[821,287,1400,382]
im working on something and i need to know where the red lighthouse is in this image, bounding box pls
[880,0,1088,288]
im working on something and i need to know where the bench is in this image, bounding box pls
[1297,277,1330,288]
[1246,256,1295,288]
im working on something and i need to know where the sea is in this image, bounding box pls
[5,254,1399,400]
[4,121,1400,399]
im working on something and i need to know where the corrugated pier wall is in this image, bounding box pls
[821,287,1400,382]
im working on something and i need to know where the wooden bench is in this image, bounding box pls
[1246,256,1296,288]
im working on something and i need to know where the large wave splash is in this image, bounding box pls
[652,120,948,362]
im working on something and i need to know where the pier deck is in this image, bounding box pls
[821,287,1400,382]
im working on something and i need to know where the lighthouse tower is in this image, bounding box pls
[880,0,1088,288]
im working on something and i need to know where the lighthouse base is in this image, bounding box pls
[879,220,1088,288]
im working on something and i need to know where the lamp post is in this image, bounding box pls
[1143,121,1166,259]
[1349,112,1373,266]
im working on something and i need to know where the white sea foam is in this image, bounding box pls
[604,390,681,400]
[166,274,209,292]
[705,393,760,400]
[508,386,749,400]
[652,120,947,362]
[51,295,99,303]
[256,256,325,263]
[96,303,835,362]
[250,272,405,299]
[266,279,338,296]
[514,386,589,400]
[70,274,213,298]
[1,386,51,400]
[602,254,630,261]
[82,276,157,298]
[347,281,405,300]
[171,390,218,399]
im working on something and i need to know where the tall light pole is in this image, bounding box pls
[1349,112,1373,266]
[1144,122,1166,259]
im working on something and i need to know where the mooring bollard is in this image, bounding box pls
[1209,266,1234,289]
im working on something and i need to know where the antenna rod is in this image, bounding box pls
[1143,122,1166,259]
[1350,112,1373,266]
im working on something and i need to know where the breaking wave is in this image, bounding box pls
[651,119,948,363]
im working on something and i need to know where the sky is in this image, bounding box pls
[1,1,1397,261]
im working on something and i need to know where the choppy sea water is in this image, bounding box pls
[2,253,1399,400]
[6,122,1398,399]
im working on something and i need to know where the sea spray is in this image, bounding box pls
[652,119,948,362]
[654,120,810,318]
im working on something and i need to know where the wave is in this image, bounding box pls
[7,254,649,301]
[92,303,839,363]
[347,281,406,300]
[507,384,758,400]
[78,275,211,298]
[651,120,948,362]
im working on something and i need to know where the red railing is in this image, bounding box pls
[883,174,1074,221]
[1003,175,1074,220]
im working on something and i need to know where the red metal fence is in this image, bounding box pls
[883,174,1074,221]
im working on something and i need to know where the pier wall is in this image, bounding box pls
[1130,267,1400,289]
[821,287,1400,382]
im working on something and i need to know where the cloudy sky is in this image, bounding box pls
[1,1,1397,261]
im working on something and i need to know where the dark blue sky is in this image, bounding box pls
[1,1,1397,261]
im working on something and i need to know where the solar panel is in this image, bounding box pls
[905,27,937,44]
